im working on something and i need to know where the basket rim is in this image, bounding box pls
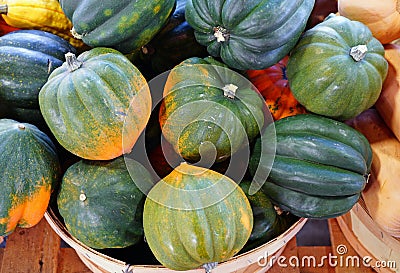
[44,207,307,270]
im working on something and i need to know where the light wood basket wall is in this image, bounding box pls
[336,199,400,273]
[45,208,307,273]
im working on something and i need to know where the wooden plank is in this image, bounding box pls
[57,248,92,273]
[268,237,300,273]
[0,249,3,272]
[0,218,61,273]
[328,218,375,273]
[297,246,335,273]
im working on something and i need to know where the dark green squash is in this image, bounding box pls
[185,0,315,70]
[137,0,208,77]
[143,163,253,271]
[0,119,61,236]
[286,14,388,121]
[159,56,266,163]
[239,180,298,253]
[59,0,175,54]
[0,29,76,110]
[57,156,154,249]
[249,114,371,219]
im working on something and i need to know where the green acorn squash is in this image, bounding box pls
[59,0,175,54]
[0,119,61,236]
[0,29,76,110]
[39,47,152,160]
[159,56,266,163]
[143,163,253,271]
[286,14,388,121]
[250,114,372,219]
[185,0,315,70]
[57,156,153,249]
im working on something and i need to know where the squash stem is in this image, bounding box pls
[349,45,368,62]
[223,84,238,99]
[213,26,230,42]
[65,52,82,72]
[0,4,8,14]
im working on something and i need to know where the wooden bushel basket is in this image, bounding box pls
[336,199,400,273]
[44,207,307,273]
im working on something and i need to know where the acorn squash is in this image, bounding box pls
[286,14,388,121]
[159,56,265,163]
[185,0,315,70]
[39,47,152,160]
[57,156,153,248]
[0,29,76,110]
[0,119,61,236]
[250,114,372,218]
[59,0,175,54]
[143,163,253,271]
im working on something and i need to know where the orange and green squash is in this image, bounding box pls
[185,0,315,70]
[39,47,152,160]
[57,156,153,249]
[159,56,265,163]
[246,56,306,121]
[143,163,253,271]
[286,14,388,121]
[0,119,61,236]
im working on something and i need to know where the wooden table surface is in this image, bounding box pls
[0,217,377,273]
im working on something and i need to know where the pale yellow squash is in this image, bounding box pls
[375,43,400,141]
[338,0,400,44]
[348,109,400,238]
[0,0,85,49]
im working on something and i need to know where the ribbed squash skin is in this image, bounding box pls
[39,47,152,160]
[185,0,315,70]
[0,29,76,109]
[0,0,84,49]
[57,157,153,249]
[286,14,388,121]
[143,163,253,271]
[159,56,265,163]
[0,119,61,236]
[59,0,175,54]
[250,114,372,219]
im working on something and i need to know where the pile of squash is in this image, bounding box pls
[1,0,400,271]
